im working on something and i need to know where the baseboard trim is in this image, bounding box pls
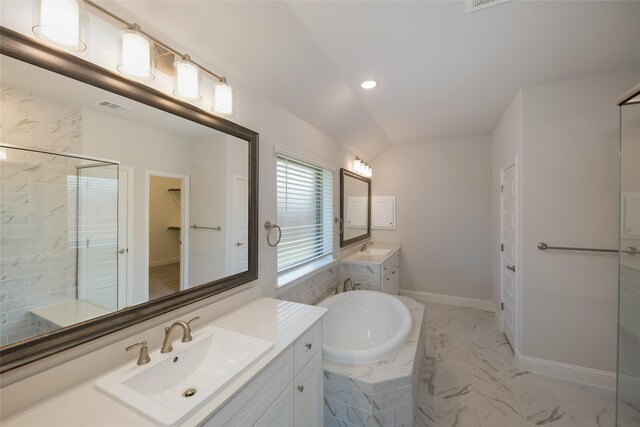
[515,350,616,389]
[149,257,180,268]
[399,289,495,313]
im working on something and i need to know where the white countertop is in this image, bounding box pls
[341,241,401,265]
[30,299,112,328]
[4,298,327,427]
[621,254,640,271]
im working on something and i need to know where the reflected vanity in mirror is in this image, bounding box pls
[0,28,258,372]
[339,168,371,247]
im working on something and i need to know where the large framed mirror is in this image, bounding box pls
[339,168,371,247]
[0,28,258,372]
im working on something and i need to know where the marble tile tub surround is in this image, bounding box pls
[277,260,340,305]
[414,301,630,427]
[1,85,83,345]
[324,296,425,427]
[276,241,400,304]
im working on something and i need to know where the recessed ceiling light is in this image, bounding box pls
[361,80,377,89]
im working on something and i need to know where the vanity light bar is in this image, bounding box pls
[82,0,233,114]
[353,157,372,178]
[32,0,87,52]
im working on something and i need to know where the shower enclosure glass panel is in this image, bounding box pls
[617,100,640,426]
[76,161,119,311]
[0,145,118,345]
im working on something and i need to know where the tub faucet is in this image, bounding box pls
[160,316,199,353]
[360,242,374,252]
[343,278,354,292]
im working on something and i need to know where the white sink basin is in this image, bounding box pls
[94,326,273,426]
[362,248,392,256]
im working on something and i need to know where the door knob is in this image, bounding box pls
[506,265,516,272]
[116,249,126,254]
[235,242,245,246]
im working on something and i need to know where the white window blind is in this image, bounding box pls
[277,154,333,271]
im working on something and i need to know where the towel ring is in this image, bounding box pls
[264,221,282,247]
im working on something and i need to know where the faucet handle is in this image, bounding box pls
[182,316,200,342]
[126,341,151,365]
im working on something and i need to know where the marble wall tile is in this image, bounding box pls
[276,264,339,306]
[345,405,393,427]
[1,84,83,345]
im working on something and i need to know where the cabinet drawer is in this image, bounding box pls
[382,250,399,276]
[294,321,321,375]
[201,346,294,426]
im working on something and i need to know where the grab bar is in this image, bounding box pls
[537,242,639,255]
[190,225,221,231]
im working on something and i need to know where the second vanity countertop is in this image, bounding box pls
[341,241,401,265]
[3,298,328,427]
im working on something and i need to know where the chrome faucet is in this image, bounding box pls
[343,278,354,292]
[360,241,374,252]
[126,341,151,365]
[161,316,199,353]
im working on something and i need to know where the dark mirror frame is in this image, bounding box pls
[0,27,259,373]
[339,168,371,248]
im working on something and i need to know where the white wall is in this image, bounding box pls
[491,69,640,375]
[82,108,192,304]
[189,135,228,286]
[371,136,493,301]
[148,176,182,267]
[520,69,640,373]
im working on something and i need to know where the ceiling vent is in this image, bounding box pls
[96,100,131,112]
[467,0,511,13]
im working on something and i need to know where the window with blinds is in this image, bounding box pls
[276,154,333,272]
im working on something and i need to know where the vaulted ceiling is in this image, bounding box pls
[102,1,640,159]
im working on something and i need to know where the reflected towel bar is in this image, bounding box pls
[190,225,222,231]
[537,242,639,255]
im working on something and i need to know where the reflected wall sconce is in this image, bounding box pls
[213,77,234,115]
[72,0,235,114]
[32,0,86,51]
[354,157,372,177]
[173,55,201,100]
[117,24,154,81]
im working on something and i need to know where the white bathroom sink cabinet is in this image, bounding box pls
[340,248,401,294]
[201,321,323,427]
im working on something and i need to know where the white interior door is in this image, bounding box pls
[117,167,133,309]
[232,176,249,274]
[501,164,517,346]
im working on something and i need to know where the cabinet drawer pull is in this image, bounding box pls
[305,342,312,350]
[297,385,304,392]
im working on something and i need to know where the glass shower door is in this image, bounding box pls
[617,96,640,426]
[76,161,119,311]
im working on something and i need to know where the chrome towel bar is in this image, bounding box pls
[190,225,222,231]
[537,242,639,255]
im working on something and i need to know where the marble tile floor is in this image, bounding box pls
[415,302,634,427]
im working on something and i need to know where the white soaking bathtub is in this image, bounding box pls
[318,290,412,363]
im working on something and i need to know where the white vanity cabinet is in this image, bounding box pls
[340,248,401,294]
[202,321,323,427]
